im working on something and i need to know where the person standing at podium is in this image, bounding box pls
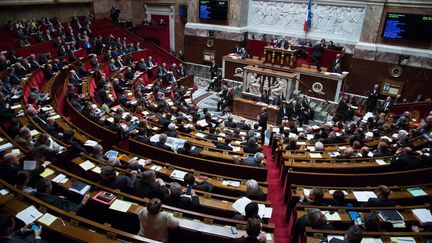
[257,107,268,144]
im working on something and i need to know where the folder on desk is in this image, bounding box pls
[69,181,91,195]
[407,187,428,197]
[23,160,37,170]
[105,150,119,159]
[348,211,360,221]
[378,210,404,222]
[412,208,432,224]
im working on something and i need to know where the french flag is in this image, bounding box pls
[304,0,312,31]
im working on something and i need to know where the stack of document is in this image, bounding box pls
[258,204,273,218]
[84,140,98,147]
[375,159,388,165]
[79,160,95,171]
[378,210,404,223]
[51,174,68,183]
[329,152,341,157]
[412,208,432,224]
[150,165,162,171]
[222,180,240,187]
[353,191,377,202]
[309,153,322,159]
[170,170,187,181]
[109,199,133,212]
[196,120,208,127]
[16,206,43,224]
[69,181,91,195]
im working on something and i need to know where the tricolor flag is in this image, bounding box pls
[304,0,312,31]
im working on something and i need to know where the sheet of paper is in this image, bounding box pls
[0,189,9,195]
[11,149,21,155]
[266,233,273,241]
[328,235,344,241]
[407,187,428,197]
[306,134,314,140]
[51,174,67,183]
[353,191,377,202]
[79,160,95,171]
[23,160,37,170]
[109,199,133,212]
[390,237,415,243]
[303,188,312,196]
[170,170,187,181]
[232,197,252,215]
[16,206,43,224]
[412,208,432,224]
[307,146,316,151]
[375,159,388,165]
[361,238,383,243]
[195,133,206,138]
[37,213,57,226]
[30,130,40,137]
[309,153,322,159]
[92,166,102,174]
[40,168,54,178]
[258,204,273,218]
[323,211,342,221]
[231,146,241,152]
[297,141,307,145]
[84,140,98,147]
[0,143,13,152]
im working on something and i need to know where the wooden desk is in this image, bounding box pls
[264,46,298,68]
[233,97,279,124]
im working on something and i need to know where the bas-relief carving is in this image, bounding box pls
[244,71,289,98]
[185,28,244,41]
[249,1,365,41]
[353,49,432,69]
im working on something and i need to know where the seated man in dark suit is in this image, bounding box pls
[204,127,218,141]
[240,152,265,168]
[32,178,90,213]
[292,208,335,243]
[154,133,172,151]
[184,173,214,192]
[165,182,200,210]
[243,179,266,201]
[157,114,171,131]
[391,147,421,170]
[164,123,178,138]
[298,188,327,206]
[99,166,135,193]
[133,170,169,200]
[330,225,363,243]
[234,218,266,243]
[243,137,262,154]
[224,116,237,128]
[0,153,49,185]
[0,213,43,243]
[364,185,395,207]
[233,202,262,222]
[215,135,233,151]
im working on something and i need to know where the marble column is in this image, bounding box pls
[187,0,199,23]
[229,0,249,27]
[359,1,385,43]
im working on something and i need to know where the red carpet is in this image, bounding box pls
[263,146,291,243]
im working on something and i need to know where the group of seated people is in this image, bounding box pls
[293,185,432,243]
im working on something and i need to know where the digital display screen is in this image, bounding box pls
[199,0,228,20]
[382,13,432,42]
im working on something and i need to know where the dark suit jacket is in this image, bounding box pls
[215,142,233,151]
[364,198,396,207]
[234,236,265,243]
[31,192,84,212]
[258,112,268,130]
[0,164,45,185]
[165,194,200,210]
[224,121,237,128]
[391,155,421,170]
[0,231,42,243]
[133,181,169,200]
[243,144,262,154]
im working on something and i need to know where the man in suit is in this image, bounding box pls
[364,185,395,207]
[329,225,363,243]
[215,135,233,151]
[224,116,237,128]
[165,182,200,210]
[335,94,353,122]
[99,166,135,193]
[209,60,218,79]
[258,107,268,142]
[0,213,43,243]
[292,208,335,243]
[32,178,90,212]
[134,170,169,200]
[298,188,327,206]
[69,70,83,94]
[240,152,265,168]
[366,84,380,112]
[331,53,343,73]
[312,42,325,67]
[234,218,266,243]
[391,147,421,170]
[244,137,262,154]
[382,96,393,113]
[154,133,172,151]
[0,153,50,185]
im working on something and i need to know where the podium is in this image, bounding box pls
[264,46,297,68]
